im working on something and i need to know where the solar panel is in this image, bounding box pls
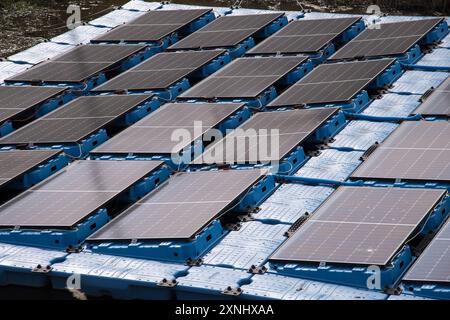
[270,186,446,265]
[247,17,362,55]
[92,50,225,92]
[168,13,284,50]
[0,160,164,228]
[0,94,153,145]
[51,45,146,63]
[0,149,62,189]
[91,9,212,43]
[5,45,146,84]
[179,56,308,99]
[404,218,450,283]
[351,121,450,183]
[0,86,66,125]
[268,59,394,107]
[91,102,245,155]
[329,18,443,60]
[194,108,338,164]
[88,169,265,240]
[414,77,450,116]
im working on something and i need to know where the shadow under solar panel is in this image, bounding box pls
[88,169,265,240]
[270,186,446,266]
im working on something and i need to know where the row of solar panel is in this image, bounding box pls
[0,76,448,173]
[1,14,446,138]
[0,149,449,284]
[1,18,447,140]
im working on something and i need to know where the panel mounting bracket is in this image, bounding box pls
[224,222,242,231]
[284,212,310,237]
[158,278,178,288]
[32,264,52,273]
[248,264,268,274]
[222,286,242,296]
[185,257,203,267]
[385,286,402,295]
[66,245,83,253]
[360,142,379,161]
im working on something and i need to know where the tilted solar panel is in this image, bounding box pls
[0,160,164,228]
[351,121,450,182]
[270,186,446,265]
[179,56,308,99]
[91,9,212,43]
[329,18,443,60]
[248,17,362,55]
[0,149,62,189]
[91,102,245,155]
[88,169,265,240]
[268,59,394,107]
[0,86,66,124]
[0,94,153,145]
[194,108,338,164]
[51,45,147,63]
[92,50,225,92]
[404,218,450,283]
[168,13,284,50]
[413,77,450,116]
[5,45,146,84]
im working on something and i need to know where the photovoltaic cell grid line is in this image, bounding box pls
[92,50,225,92]
[168,13,284,50]
[0,94,153,145]
[268,59,394,107]
[351,121,450,182]
[194,108,338,164]
[329,18,443,60]
[0,86,66,124]
[270,187,446,265]
[91,102,245,155]
[247,17,362,55]
[88,169,265,240]
[91,9,212,43]
[0,150,62,189]
[5,45,146,83]
[0,160,164,228]
[404,218,450,283]
[413,77,450,116]
[179,56,308,99]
